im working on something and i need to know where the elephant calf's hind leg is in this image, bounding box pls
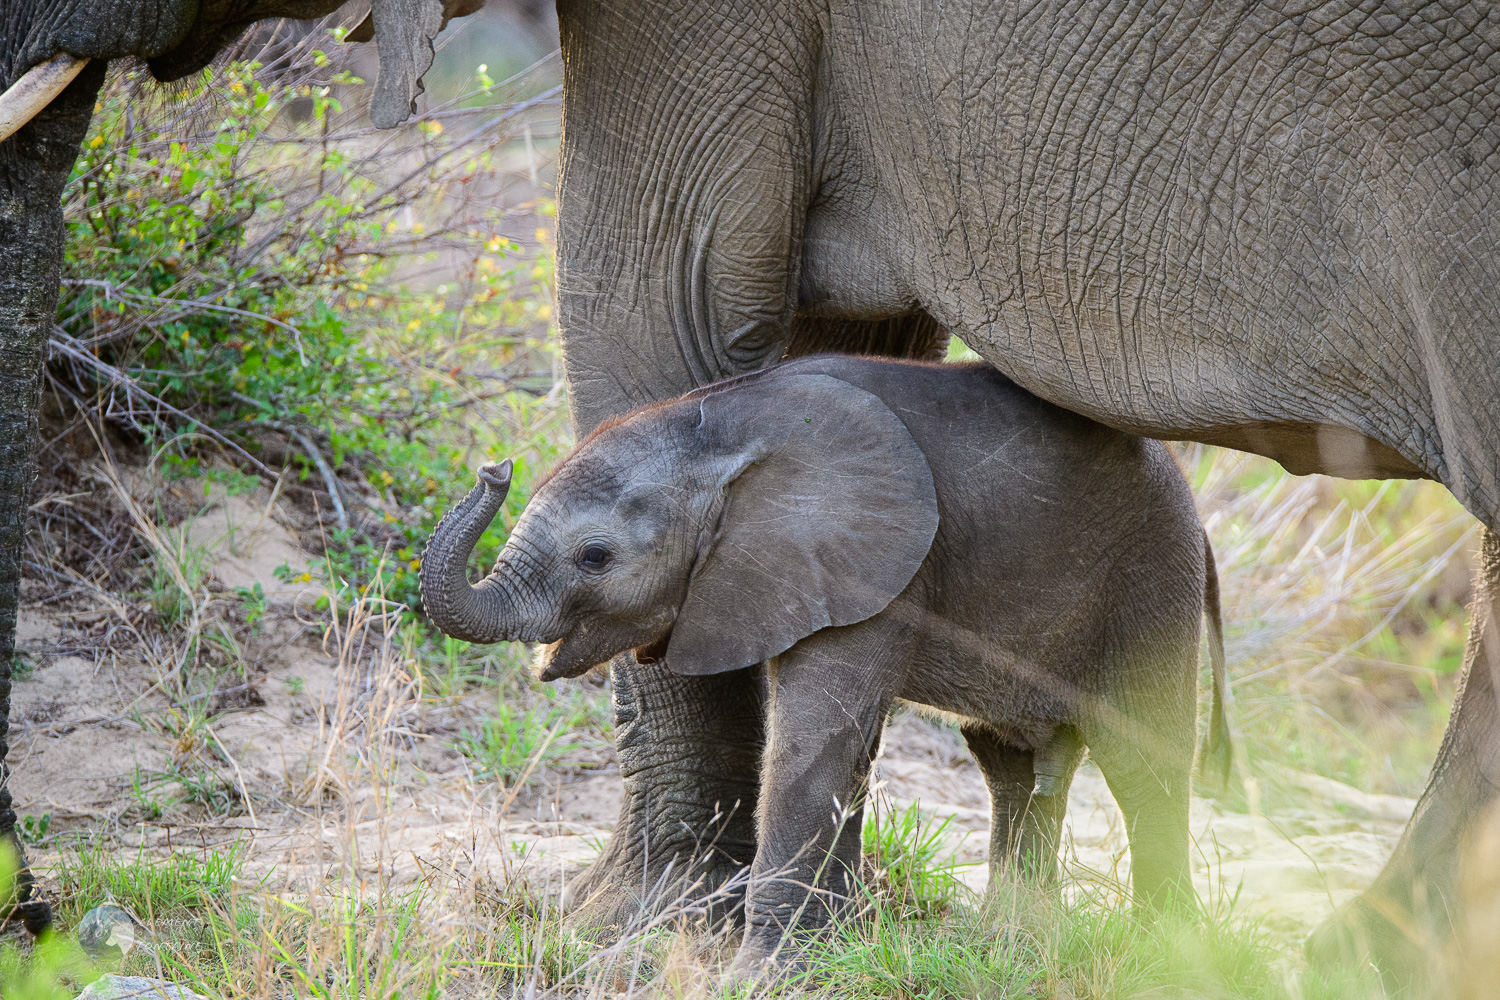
[964,724,1080,885]
[1089,732,1194,913]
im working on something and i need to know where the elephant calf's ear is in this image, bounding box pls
[368,0,445,128]
[664,373,939,676]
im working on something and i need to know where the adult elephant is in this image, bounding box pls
[0,0,484,933]
[550,0,1500,986]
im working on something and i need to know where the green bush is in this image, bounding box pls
[53,41,570,614]
[52,841,250,921]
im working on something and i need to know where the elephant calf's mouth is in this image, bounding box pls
[632,629,672,665]
[532,627,673,683]
[532,639,566,681]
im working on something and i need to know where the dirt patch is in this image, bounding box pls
[177,488,316,604]
[14,471,618,909]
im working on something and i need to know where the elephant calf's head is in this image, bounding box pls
[418,430,699,680]
[419,369,940,681]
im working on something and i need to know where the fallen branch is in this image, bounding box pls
[48,329,278,479]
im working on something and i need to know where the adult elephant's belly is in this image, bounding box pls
[817,0,1500,525]
[935,198,1479,497]
[959,312,1434,485]
[928,160,1450,488]
[864,29,1500,525]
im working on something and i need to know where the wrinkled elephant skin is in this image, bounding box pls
[553,0,1500,985]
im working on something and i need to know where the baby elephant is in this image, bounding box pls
[421,355,1229,976]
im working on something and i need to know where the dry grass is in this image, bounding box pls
[1184,444,1475,805]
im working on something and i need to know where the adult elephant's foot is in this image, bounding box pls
[1306,527,1500,990]
[0,829,50,937]
[1304,892,1421,993]
[562,654,763,938]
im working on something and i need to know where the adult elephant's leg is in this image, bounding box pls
[1308,527,1500,988]
[562,654,763,934]
[0,58,104,935]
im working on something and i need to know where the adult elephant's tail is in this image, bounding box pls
[1200,530,1235,790]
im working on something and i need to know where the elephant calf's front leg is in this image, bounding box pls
[729,625,902,981]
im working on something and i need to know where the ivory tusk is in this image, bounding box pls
[0,53,89,144]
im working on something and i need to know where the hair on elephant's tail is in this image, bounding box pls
[1200,529,1235,790]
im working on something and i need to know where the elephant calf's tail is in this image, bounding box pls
[1199,530,1235,790]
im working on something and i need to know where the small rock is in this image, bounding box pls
[76,976,207,1000]
[75,904,143,958]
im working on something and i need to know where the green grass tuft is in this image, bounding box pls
[51,840,251,924]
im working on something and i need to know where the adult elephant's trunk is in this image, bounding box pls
[553,0,814,434]
[0,54,106,935]
[419,461,523,644]
[549,0,828,931]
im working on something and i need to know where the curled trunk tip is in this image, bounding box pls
[479,460,512,487]
[419,459,518,644]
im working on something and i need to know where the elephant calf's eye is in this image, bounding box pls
[578,545,612,572]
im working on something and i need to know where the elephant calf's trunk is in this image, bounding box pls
[420,461,519,644]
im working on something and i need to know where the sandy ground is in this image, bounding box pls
[11,483,1413,950]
